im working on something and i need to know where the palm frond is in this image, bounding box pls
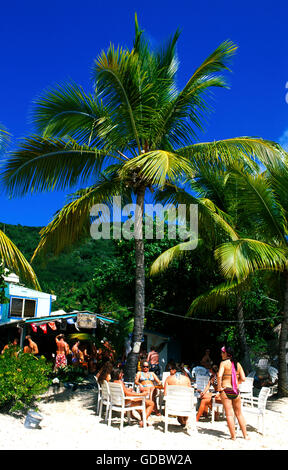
[225,167,287,244]
[215,238,288,281]
[153,40,237,148]
[177,137,285,169]
[0,230,40,289]
[93,22,183,153]
[266,159,288,219]
[154,184,239,242]
[32,81,119,148]
[187,280,241,316]
[199,197,239,241]
[1,136,121,197]
[31,172,130,261]
[150,240,200,276]
[0,125,10,155]
[93,44,151,153]
[119,150,193,187]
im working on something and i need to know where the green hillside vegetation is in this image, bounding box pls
[0,221,279,363]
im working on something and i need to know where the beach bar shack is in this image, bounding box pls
[0,271,56,343]
[0,272,116,355]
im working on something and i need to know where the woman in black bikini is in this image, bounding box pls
[218,345,249,440]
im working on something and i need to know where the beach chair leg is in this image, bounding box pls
[164,411,168,433]
[108,406,112,427]
[127,411,131,425]
[188,412,196,433]
[259,414,265,435]
[120,409,124,431]
[142,406,147,428]
[99,400,103,418]
[104,404,109,422]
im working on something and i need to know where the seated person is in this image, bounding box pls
[96,360,113,384]
[196,364,222,421]
[135,360,163,416]
[164,362,192,427]
[111,367,155,427]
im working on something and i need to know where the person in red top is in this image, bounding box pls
[147,346,160,376]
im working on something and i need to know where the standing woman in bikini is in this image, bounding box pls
[217,345,249,440]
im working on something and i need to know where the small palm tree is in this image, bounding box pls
[214,163,288,396]
[0,125,40,289]
[0,16,284,379]
[151,161,288,394]
[150,162,254,369]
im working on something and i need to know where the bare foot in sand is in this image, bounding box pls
[139,421,150,427]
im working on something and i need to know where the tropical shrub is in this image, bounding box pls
[53,365,86,385]
[0,347,52,412]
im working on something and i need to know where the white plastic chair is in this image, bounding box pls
[242,387,270,435]
[98,380,110,421]
[195,375,210,393]
[267,367,278,396]
[161,371,170,385]
[211,395,225,422]
[192,366,209,379]
[164,385,196,433]
[268,366,278,381]
[239,377,254,407]
[107,382,147,431]
[257,358,269,369]
[124,381,136,391]
[94,376,102,416]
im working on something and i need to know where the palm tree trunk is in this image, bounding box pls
[124,186,146,382]
[236,295,252,373]
[278,271,288,397]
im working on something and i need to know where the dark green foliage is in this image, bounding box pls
[0,263,9,305]
[0,221,279,362]
[0,347,52,412]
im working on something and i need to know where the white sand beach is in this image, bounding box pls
[0,381,287,452]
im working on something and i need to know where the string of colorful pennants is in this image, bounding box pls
[30,322,57,333]
[30,318,76,333]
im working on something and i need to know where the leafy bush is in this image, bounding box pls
[0,347,52,412]
[53,365,86,384]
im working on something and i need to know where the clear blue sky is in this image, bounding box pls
[1,0,288,227]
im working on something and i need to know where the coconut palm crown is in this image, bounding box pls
[0,15,285,379]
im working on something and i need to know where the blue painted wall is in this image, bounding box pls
[0,285,10,324]
[0,283,53,325]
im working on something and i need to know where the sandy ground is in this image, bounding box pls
[0,378,287,452]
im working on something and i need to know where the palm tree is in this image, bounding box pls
[214,163,288,396]
[0,125,40,290]
[151,161,288,393]
[0,16,284,379]
[150,162,255,370]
